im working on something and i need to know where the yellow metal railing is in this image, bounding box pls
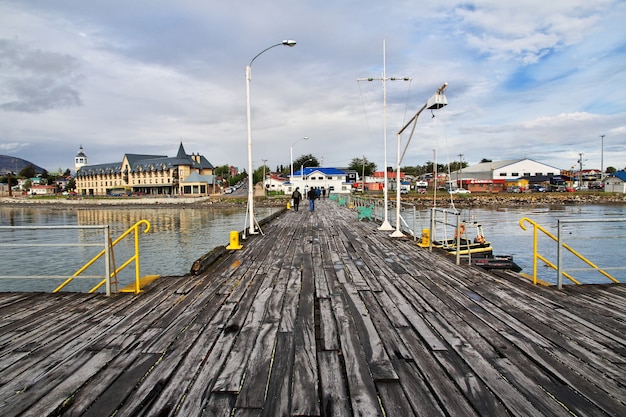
[54,220,154,295]
[519,217,618,287]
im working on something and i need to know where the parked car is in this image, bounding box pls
[531,185,546,192]
[448,188,471,194]
[507,186,522,193]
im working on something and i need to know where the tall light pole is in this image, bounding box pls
[358,40,411,231]
[600,134,605,180]
[245,39,296,237]
[291,136,308,186]
[391,83,448,238]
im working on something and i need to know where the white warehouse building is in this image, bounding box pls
[451,158,561,181]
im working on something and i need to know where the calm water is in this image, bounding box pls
[1,203,625,292]
[394,203,626,285]
[0,205,280,292]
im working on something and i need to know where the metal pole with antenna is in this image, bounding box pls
[357,40,411,231]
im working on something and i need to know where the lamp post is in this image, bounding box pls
[291,136,308,186]
[244,40,296,237]
[301,158,313,193]
[391,82,448,238]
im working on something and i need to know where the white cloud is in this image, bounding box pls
[0,0,624,174]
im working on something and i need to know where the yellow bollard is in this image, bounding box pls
[226,231,243,250]
[417,228,430,247]
[287,201,291,210]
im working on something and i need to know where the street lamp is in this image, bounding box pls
[391,82,448,238]
[291,136,309,186]
[244,39,296,238]
[301,158,313,192]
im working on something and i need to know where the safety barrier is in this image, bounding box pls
[350,195,421,240]
[0,220,154,295]
[519,217,625,288]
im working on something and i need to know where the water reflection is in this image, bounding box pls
[0,205,279,292]
[1,204,624,291]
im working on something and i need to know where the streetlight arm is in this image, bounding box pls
[249,40,297,67]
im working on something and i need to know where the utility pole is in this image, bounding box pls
[578,152,584,188]
[361,155,366,193]
[458,154,464,188]
[600,134,605,180]
[262,159,267,195]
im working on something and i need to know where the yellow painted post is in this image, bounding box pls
[287,201,291,209]
[226,231,243,250]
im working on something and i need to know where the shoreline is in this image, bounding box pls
[1,192,625,209]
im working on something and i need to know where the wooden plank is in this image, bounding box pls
[234,322,279,408]
[77,353,161,417]
[376,380,416,417]
[392,359,447,417]
[318,351,351,417]
[262,331,294,417]
[114,302,237,417]
[330,284,383,416]
[359,291,412,361]
[318,298,339,351]
[397,327,480,417]
[290,244,320,416]
[213,275,273,393]
[342,282,398,381]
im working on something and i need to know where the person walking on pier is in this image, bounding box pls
[307,187,317,212]
[291,187,302,212]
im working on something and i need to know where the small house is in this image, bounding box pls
[603,172,626,193]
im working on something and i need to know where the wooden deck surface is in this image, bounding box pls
[1,198,625,417]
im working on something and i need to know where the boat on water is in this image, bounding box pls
[418,220,522,272]
[420,221,494,256]
[469,255,522,273]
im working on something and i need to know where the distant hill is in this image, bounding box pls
[0,155,46,175]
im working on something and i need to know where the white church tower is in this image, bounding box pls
[74,145,87,173]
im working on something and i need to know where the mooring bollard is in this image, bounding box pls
[226,230,243,250]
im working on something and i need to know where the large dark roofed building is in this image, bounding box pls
[75,143,215,196]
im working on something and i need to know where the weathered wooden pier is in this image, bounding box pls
[1,199,625,416]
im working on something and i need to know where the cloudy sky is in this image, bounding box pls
[1,0,625,175]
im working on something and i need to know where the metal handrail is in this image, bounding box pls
[56,219,152,295]
[351,194,421,240]
[0,225,111,294]
[519,217,622,288]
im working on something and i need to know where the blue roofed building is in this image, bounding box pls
[287,167,352,195]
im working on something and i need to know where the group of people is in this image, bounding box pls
[290,186,327,212]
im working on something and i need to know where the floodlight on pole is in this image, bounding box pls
[244,40,296,238]
[391,82,448,238]
[357,40,411,231]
